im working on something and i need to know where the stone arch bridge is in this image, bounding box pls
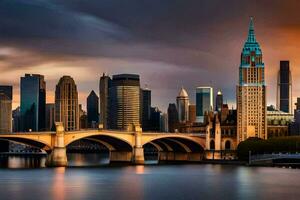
[0,123,206,167]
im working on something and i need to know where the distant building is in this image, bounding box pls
[99,73,111,129]
[277,61,292,113]
[79,104,88,129]
[168,103,178,132]
[20,74,46,132]
[267,107,293,138]
[55,76,79,131]
[110,74,140,130]
[177,87,189,123]
[45,104,55,131]
[215,90,223,112]
[160,113,168,132]
[0,85,12,100]
[87,90,99,128]
[12,107,21,132]
[150,107,161,132]
[188,104,196,123]
[140,87,151,131]
[196,87,213,123]
[0,93,12,133]
[237,17,266,142]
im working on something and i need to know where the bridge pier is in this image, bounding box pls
[46,147,68,167]
[132,125,144,164]
[46,122,68,167]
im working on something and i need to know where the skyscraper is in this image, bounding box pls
[99,73,111,129]
[140,87,151,131]
[168,103,178,133]
[45,103,55,131]
[87,90,99,127]
[177,87,189,123]
[188,104,196,123]
[110,74,140,130]
[215,90,223,112]
[196,87,213,123]
[0,93,12,133]
[20,74,46,132]
[55,76,79,131]
[0,85,12,100]
[237,17,266,142]
[277,61,292,113]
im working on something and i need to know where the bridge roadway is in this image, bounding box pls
[0,123,206,167]
[250,153,300,165]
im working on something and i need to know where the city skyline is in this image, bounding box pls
[1,1,300,111]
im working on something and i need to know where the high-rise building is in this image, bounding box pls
[196,87,213,123]
[12,107,21,132]
[45,104,55,131]
[79,104,88,129]
[215,90,223,112]
[188,104,196,123]
[150,107,161,132]
[168,103,178,132]
[277,61,292,114]
[237,17,266,142]
[177,87,189,123]
[0,86,12,100]
[0,93,12,133]
[160,113,168,132]
[110,74,140,130]
[20,74,46,132]
[55,76,79,131]
[87,90,99,128]
[140,87,151,131]
[99,73,111,129]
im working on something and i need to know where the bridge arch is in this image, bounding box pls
[141,134,205,153]
[0,135,52,151]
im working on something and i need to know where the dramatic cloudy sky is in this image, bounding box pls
[1,0,300,111]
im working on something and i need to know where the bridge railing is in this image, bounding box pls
[250,152,300,162]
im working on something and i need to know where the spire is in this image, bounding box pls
[247,17,256,43]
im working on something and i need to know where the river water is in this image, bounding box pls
[0,154,299,200]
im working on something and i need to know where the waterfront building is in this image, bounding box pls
[110,74,140,130]
[45,104,55,131]
[12,107,21,132]
[177,87,189,123]
[196,87,213,123]
[168,103,179,132]
[87,90,99,128]
[55,76,79,131]
[237,17,267,142]
[20,74,46,132]
[188,104,196,123]
[99,73,111,129]
[215,90,223,112]
[140,87,151,131]
[277,61,292,113]
[0,93,12,133]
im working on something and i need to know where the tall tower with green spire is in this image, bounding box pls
[237,17,267,142]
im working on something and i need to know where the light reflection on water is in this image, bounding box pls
[0,154,299,200]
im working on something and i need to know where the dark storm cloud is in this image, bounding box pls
[1,0,300,109]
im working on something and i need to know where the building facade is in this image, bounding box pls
[168,103,179,133]
[196,87,213,123]
[110,74,140,130]
[177,87,189,123]
[45,103,55,131]
[140,87,151,131]
[188,104,196,123]
[99,73,111,129]
[55,76,79,131]
[237,17,267,142]
[277,61,292,114]
[0,86,12,100]
[0,93,12,133]
[20,74,46,132]
[87,90,99,128]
